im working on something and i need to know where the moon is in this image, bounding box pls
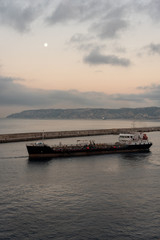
[44,43,48,47]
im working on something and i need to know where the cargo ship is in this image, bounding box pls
[26,132,152,159]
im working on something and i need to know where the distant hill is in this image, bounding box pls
[6,107,160,120]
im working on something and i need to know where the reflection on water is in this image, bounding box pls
[121,151,152,161]
[28,157,54,163]
[27,159,50,166]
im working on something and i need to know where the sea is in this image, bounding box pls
[0,118,160,240]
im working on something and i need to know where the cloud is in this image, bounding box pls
[137,83,158,91]
[91,19,128,39]
[84,49,131,66]
[114,84,160,105]
[144,0,160,21]
[89,2,129,39]
[141,84,160,101]
[32,1,160,31]
[0,0,46,32]
[0,76,116,108]
[146,43,160,55]
[0,76,49,105]
[68,33,106,53]
[46,0,78,24]
[46,0,105,24]
[47,0,130,39]
[0,0,159,36]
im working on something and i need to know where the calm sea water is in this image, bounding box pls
[0,119,160,240]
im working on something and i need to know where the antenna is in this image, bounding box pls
[132,120,136,129]
[42,130,45,142]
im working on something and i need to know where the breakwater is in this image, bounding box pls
[0,126,160,143]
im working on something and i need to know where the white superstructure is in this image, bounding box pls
[119,132,150,145]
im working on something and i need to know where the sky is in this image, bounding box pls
[1,0,160,117]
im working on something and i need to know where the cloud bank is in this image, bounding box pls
[0,76,159,113]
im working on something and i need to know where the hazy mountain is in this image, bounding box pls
[6,107,160,120]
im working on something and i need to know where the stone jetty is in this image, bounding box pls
[0,127,160,143]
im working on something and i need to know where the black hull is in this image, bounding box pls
[27,143,152,159]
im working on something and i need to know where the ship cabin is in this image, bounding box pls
[119,134,135,144]
[119,132,149,145]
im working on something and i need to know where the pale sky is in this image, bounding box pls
[1,0,160,117]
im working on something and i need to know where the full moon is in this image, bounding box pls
[44,43,48,47]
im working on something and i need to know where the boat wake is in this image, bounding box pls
[1,155,28,160]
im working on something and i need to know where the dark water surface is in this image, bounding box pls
[0,119,160,239]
